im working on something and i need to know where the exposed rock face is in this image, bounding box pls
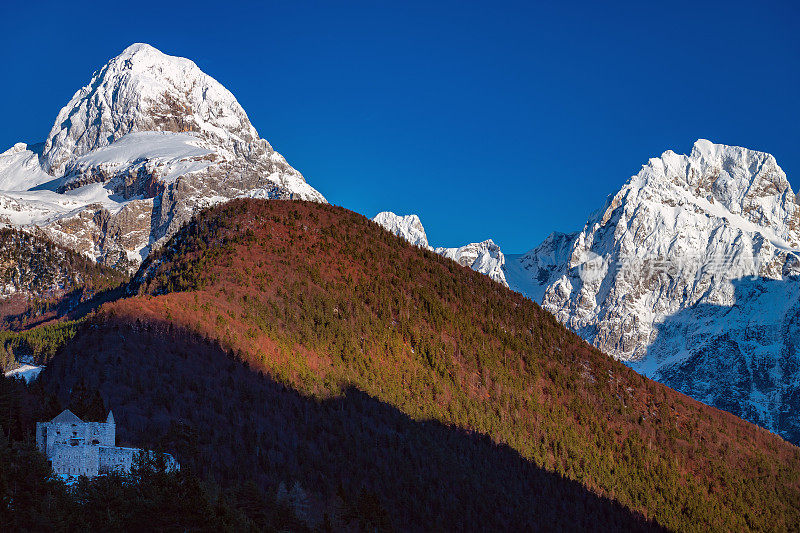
[0,43,325,270]
[0,227,125,326]
[372,211,508,286]
[372,211,432,250]
[638,277,800,444]
[507,140,800,443]
[435,240,507,286]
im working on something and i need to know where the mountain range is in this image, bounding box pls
[378,141,800,446]
[28,199,800,530]
[372,211,508,286]
[2,43,800,445]
[1,43,799,530]
[2,42,800,446]
[513,140,800,444]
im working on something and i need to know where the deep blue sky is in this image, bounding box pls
[1,1,797,252]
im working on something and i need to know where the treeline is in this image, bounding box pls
[0,227,129,292]
[0,227,128,330]
[0,319,85,371]
[0,441,307,532]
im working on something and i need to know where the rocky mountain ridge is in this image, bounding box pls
[507,139,800,443]
[372,211,508,286]
[3,43,799,446]
[372,211,431,250]
[435,240,507,286]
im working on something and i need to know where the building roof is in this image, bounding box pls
[51,409,83,424]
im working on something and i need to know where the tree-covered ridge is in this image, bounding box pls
[42,320,660,531]
[84,198,799,531]
[0,227,127,330]
[0,319,85,371]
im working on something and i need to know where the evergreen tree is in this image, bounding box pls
[67,380,106,421]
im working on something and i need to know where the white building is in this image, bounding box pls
[36,409,177,477]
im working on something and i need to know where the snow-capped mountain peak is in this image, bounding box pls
[435,240,507,286]
[629,139,797,238]
[372,211,508,286]
[505,139,800,443]
[372,211,432,250]
[42,43,262,176]
[0,143,52,191]
[0,43,325,269]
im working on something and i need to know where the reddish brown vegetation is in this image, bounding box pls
[42,319,661,531]
[37,200,800,530]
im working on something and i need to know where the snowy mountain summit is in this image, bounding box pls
[435,241,507,286]
[373,212,508,286]
[508,140,800,443]
[0,43,324,269]
[373,212,432,250]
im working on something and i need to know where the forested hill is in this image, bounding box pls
[0,227,127,331]
[37,199,800,531]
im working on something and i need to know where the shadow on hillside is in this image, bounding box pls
[28,176,66,192]
[640,276,800,445]
[2,285,126,331]
[39,320,662,532]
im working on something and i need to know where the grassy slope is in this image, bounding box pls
[44,199,800,530]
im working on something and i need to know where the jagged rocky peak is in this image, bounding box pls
[372,211,508,286]
[506,231,577,301]
[517,139,800,360]
[436,240,507,287]
[39,42,323,202]
[629,139,798,239]
[506,139,800,443]
[44,43,259,175]
[372,211,432,250]
[0,42,325,270]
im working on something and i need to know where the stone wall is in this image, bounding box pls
[37,420,115,453]
[98,446,137,474]
[50,444,99,477]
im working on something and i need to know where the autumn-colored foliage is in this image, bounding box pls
[28,199,800,530]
